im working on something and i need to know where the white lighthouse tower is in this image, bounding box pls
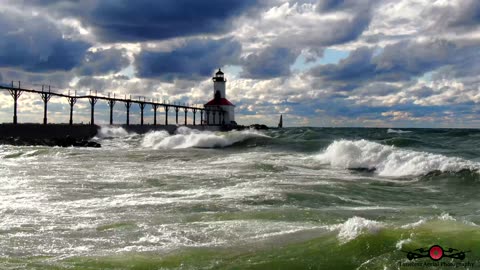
[204,69,236,125]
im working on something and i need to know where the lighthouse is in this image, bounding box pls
[204,69,236,125]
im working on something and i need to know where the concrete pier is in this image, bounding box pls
[0,124,227,140]
[0,124,98,139]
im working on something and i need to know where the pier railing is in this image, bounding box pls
[0,81,226,126]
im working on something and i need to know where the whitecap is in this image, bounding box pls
[329,216,383,243]
[315,139,479,177]
[387,128,412,134]
[396,238,412,250]
[97,126,134,138]
[141,127,269,149]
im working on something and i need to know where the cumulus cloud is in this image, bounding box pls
[235,1,376,53]
[20,0,259,42]
[135,38,241,81]
[315,0,380,44]
[241,47,298,79]
[310,38,474,87]
[75,48,130,76]
[424,0,480,31]
[0,9,90,72]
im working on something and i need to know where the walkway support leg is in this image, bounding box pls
[164,106,169,125]
[125,100,132,125]
[152,104,159,125]
[175,107,179,124]
[88,96,98,126]
[8,82,23,124]
[67,96,77,125]
[193,109,197,126]
[108,99,116,125]
[184,108,188,125]
[40,87,53,125]
[139,103,146,125]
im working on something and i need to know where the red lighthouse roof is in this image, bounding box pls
[204,98,235,106]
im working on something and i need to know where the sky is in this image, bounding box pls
[0,0,480,127]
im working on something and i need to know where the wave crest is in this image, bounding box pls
[329,216,383,243]
[387,128,412,134]
[315,139,479,177]
[97,126,134,138]
[141,127,269,149]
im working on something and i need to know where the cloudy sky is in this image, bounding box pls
[1,0,480,127]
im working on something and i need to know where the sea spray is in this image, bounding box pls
[315,139,480,177]
[141,130,170,148]
[329,216,383,243]
[97,126,135,138]
[141,127,270,149]
[387,128,412,134]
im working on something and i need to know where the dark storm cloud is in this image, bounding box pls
[409,86,435,99]
[0,11,90,72]
[311,47,374,83]
[135,38,241,81]
[317,0,348,12]
[375,39,456,77]
[75,48,130,76]
[353,82,401,97]
[313,0,380,46]
[425,0,480,30]
[240,47,298,79]
[22,0,259,42]
[316,0,378,15]
[1,68,74,89]
[74,76,112,92]
[311,39,462,88]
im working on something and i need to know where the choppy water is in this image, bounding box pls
[1,126,480,269]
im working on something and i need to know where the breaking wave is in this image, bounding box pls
[315,139,480,177]
[141,127,270,149]
[387,128,412,134]
[97,126,135,138]
[329,216,383,243]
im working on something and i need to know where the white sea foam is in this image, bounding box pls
[400,213,479,229]
[330,216,383,243]
[141,127,269,149]
[396,238,412,250]
[400,219,426,229]
[97,126,134,138]
[387,128,412,134]
[438,212,456,221]
[315,139,479,177]
[141,130,170,148]
[132,220,322,249]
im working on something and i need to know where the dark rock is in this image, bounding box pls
[249,124,269,130]
[85,141,101,148]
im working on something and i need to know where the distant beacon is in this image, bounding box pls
[204,69,236,125]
